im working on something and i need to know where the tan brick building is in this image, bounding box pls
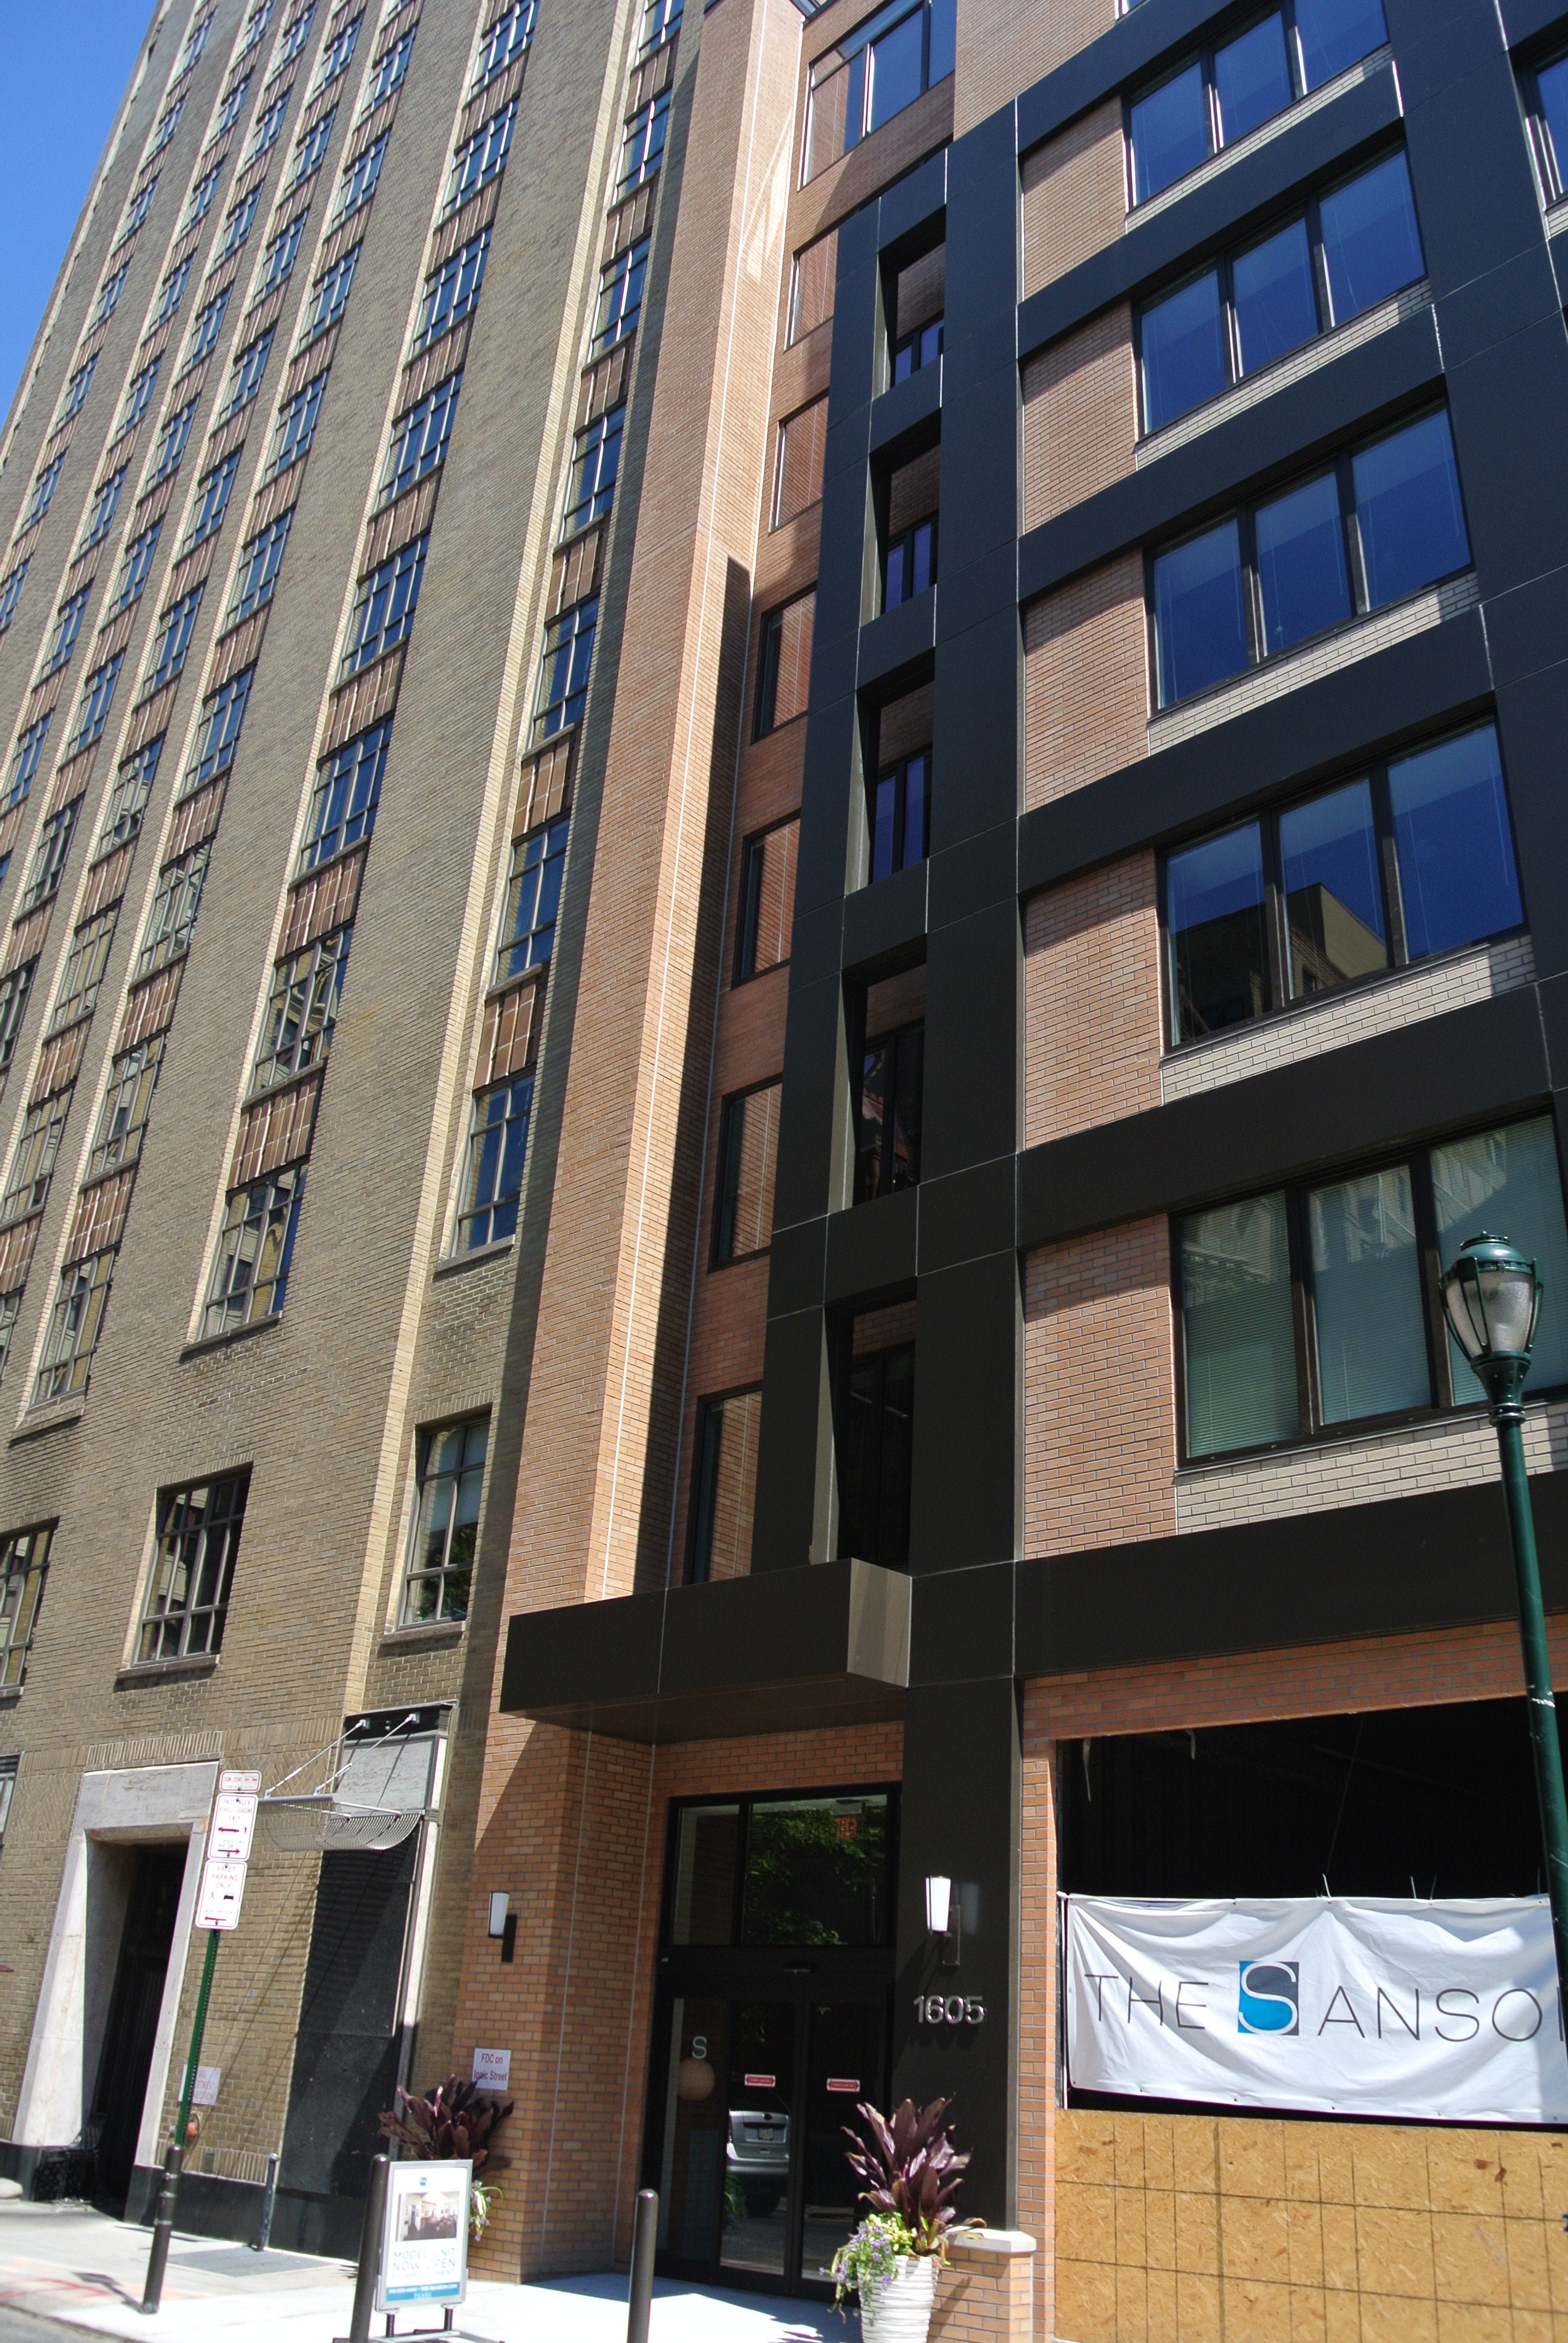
[6,0,1568,2335]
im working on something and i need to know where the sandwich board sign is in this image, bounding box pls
[377,2159,470,2313]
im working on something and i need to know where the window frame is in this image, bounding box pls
[711,1079,781,1266]
[854,1017,924,1202]
[88,1031,167,1180]
[456,1070,534,1251]
[0,1525,53,1690]
[34,1245,116,1406]
[202,1162,307,1336]
[734,814,800,984]
[563,400,622,536]
[135,1472,250,1661]
[186,451,242,548]
[753,588,815,737]
[81,471,126,551]
[399,1415,489,1625]
[1526,45,1568,202]
[685,1383,762,1584]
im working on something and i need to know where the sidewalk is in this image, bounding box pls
[0,2203,852,2342]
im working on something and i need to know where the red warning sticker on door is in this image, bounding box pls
[744,2074,776,2089]
[826,2078,861,2092]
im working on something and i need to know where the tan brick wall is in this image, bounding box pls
[930,2233,1037,2341]
[1022,100,1125,300]
[1019,1731,1059,2343]
[1024,552,1146,808]
[956,0,1114,137]
[1024,853,1160,1147]
[1022,306,1136,534]
[1023,1222,1177,1556]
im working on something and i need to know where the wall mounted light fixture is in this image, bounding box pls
[488,1892,510,1937]
[926,1874,960,1967]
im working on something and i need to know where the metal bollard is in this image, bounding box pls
[336,2153,390,2343]
[627,2188,658,2343]
[139,2142,184,2315]
[253,2151,278,2253]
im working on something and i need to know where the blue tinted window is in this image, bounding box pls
[1541,55,1568,188]
[1142,271,1226,430]
[1255,471,1352,654]
[1279,779,1386,995]
[1352,411,1469,609]
[1233,218,1318,373]
[1295,0,1387,90]
[1388,726,1522,962]
[1166,822,1269,1041]
[1214,15,1292,143]
[1431,1118,1568,1394]
[1320,152,1423,324]
[1130,64,1208,203]
[867,9,923,131]
[1154,520,1248,706]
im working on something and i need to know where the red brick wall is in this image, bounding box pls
[1024,554,1147,808]
[1024,852,1161,1146]
[1022,100,1125,298]
[1023,305,1136,532]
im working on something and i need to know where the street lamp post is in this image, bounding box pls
[1440,1231,1568,2010]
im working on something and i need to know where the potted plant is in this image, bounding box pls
[378,2074,515,2245]
[829,2097,972,2342]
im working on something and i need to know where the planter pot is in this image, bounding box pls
[860,2253,936,2343]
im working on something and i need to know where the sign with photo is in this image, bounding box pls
[377,2158,470,2310]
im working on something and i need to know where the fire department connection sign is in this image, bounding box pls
[1065,1896,1568,2125]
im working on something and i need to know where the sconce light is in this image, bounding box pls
[488,1892,510,1938]
[926,1875,960,1968]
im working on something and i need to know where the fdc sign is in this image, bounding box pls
[1065,1896,1568,2124]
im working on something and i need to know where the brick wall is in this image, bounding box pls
[1023,553,1146,809]
[1022,306,1135,533]
[956,0,1115,136]
[1023,853,1160,1147]
[1021,101,1125,300]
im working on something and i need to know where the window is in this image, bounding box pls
[532,597,596,740]
[69,654,124,752]
[151,254,194,326]
[590,235,647,355]
[186,451,241,546]
[774,397,828,528]
[136,840,212,977]
[229,511,292,623]
[5,717,50,811]
[401,1418,487,1621]
[119,358,162,434]
[1140,151,1423,433]
[220,327,275,418]
[267,371,327,476]
[188,667,253,787]
[149,94,186,155]
[1152,407,1469,708]
[284,104,336,189]
[474,0,534,90]
[41,587,91,675]
[414,229,490,353]
[99,735,163,849]
[665,1790,893,1945]
[714,1083,779,1262]
[238,0,275,54]
[185,164,223,228]
[687,1389,759,1581]
[276,1,316,64]
[0,560,28,632]
[754,590,814,734]
[298,720,388,868]
[89,1032,166,1179]
[253,923,350,1087]
[870,750,927,883]
[20,802,79,914]
[301,243,359,340]
[1530,49,1568,202]
[123,173,158,234]
[1129,0,1388,206]
[145,587,203,692]
[91,263,130,327]
[382,372,461,504]
[185,285,233,369]
[218,187,261,258]
[257,209,307,296]
[148,396,198,483]
[58,356,97,425]
[316,9,361,85]
[247,88,293,162]
[444,101,515,214]
[893,315,941,382]
[34,1247,116,1404]
[855,1020,922,1201]
[495,819,566,983]
[1165,723,1522,1045]
[0,963,34,1071]
[788,231,838,347]
[563,401,621,535]
[638,0,682,59]
[805,0,955,180]
[136,1474,249,1659]
[457,1072,532,1248]
[735,818,798,981]
[178,11,214,71]
[0,1529,51,1688]
[1178,1115,1568,1458]
[2,1089,72,1220]
[82,472,126,551]
[840,1343,914,1564]
[113,520,162,610]
[367,25,415,103]
[617,92,669,195]
[342,534,426,673]
[23,455,65,528]
[334,128,387,221]
[49,906,117,1033]
[884,513,935,609]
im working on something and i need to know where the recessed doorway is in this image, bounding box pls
[91,1843,185,2208]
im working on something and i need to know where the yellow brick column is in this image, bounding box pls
[932,2229,1037,2343]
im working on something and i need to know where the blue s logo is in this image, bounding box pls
[1238,1961,1299,2036]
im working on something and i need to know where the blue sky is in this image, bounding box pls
[0,1,155,423]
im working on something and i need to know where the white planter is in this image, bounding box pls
[859,2253,937,2343]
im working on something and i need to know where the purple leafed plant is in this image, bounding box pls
[379,2074,514,2172]
[841,2096,972,2256]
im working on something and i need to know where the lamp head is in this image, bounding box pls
[1440,1231,1540,1420]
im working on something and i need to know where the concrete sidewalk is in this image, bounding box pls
[0,2203,852,2342]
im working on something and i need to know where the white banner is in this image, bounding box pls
[1065,1896,1568,2124]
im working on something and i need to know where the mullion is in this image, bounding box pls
[1259,814,1291,1012]
[1368,763,1408,968]
[1285,1187,1321,1438]
[1237,503,1266,667]
[1408,1150,1454,1412]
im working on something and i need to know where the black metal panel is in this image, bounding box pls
[931,607,1022,851]
[751,1304,838,1571]
[908,1248,1021,1571]
[841,860,929,973]
[918,1155,1016,1275]
[858,589,938,689]
[876,146,947,248]
[772,974,846,1231]
[923,903,1019,1180]
[929,818,1016,932]
[824,1185,920,1302]
[1501,0,1568,43]
[870,360,942,456]
[1494,658,1568,983]
[909,1561,1015,1686]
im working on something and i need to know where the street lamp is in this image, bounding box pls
[1440,1231,1568,2007]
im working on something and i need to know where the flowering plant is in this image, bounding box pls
[829,2210,916,2305]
